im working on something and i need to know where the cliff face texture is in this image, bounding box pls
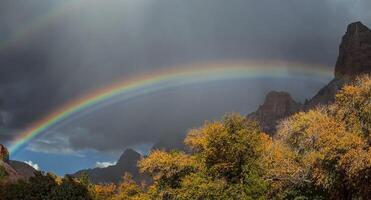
[335,22,371,79]
[307,22,371,108]
[304,78,346,109]
[248,91,302,135]
[249,21,371,134]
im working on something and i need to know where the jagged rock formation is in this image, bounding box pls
[73,148,147,184]
[306,22,371,108]
[248,22,371,133]
[304,78,346,109]
[335,21,371,79]
[248,91,302,135]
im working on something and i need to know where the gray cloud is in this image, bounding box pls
[27,129,86,156]
[0,0,370,152]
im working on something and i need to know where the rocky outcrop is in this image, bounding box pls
[304,78,346,109]
[8,160,37,179]
[0,144,38,183]
[248,91,302,135]
[73,148,148,184]
[335,22,371,79]
[249,22,371,134]
[0,160,22,183]
[306,22,371,108]
[0,144,9,163]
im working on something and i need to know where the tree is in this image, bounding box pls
[0,165,8,181]
[48,175,92,200]
[91,183,116,200]
[138,150,197,199]
[332,75,371,142]
[0,172,58,200]
[185,113,267,185]
[139,113,268,199]
[111,173,147,200]
[272,105,370,199]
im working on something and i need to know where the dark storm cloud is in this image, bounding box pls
[0,0,370,151]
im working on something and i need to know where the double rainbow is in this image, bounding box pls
[8,61,333,155]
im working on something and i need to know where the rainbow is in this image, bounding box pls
[8,61,333,155]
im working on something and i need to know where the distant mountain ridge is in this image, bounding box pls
[73,148,148,184]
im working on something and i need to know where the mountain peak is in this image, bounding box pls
[335,21,371,79]
[72,148,144,184]
[248,91,302,135]
[264,91,292,103]
[346,21,370,35]
[117,148,141,166]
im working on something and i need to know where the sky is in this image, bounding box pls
[0,0,370,175]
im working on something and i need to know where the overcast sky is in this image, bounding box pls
[0,0,370,175]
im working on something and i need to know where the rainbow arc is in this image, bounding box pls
[8,61,333,155]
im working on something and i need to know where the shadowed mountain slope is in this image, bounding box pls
[73,148,148,184]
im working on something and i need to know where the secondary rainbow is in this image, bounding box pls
[8,61,333,155]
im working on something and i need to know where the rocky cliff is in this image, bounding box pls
[8,160,38,179]
[306,22,371,108]
[335,21,371,79]
[249,21,371,134]
[248,91,302,135]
